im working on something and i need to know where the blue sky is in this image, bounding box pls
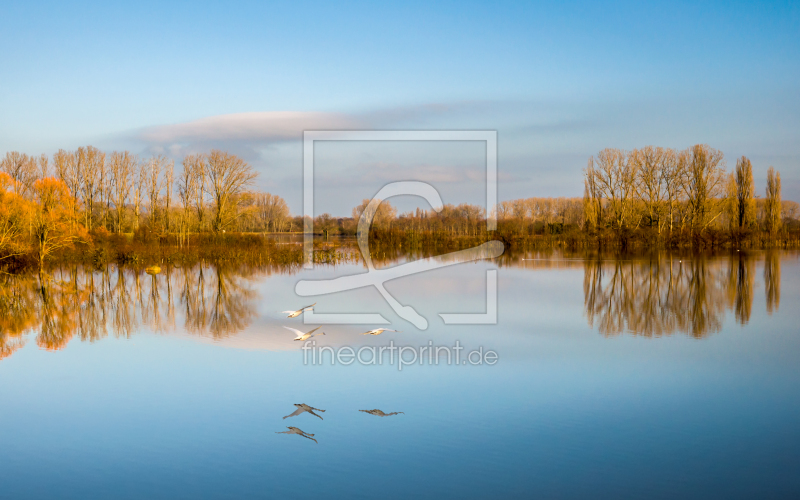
[1,0,798,214]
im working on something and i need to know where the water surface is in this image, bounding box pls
[1,250,798,499]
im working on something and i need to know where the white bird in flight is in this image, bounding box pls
[282,303,316,318]
[283,403,326,420]
[362,328,400,336]
[275,426,318,443]
[284,326,325,341]
[360,409,404,417]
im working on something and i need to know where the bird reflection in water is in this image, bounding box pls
[283,404,325,420]
[275,426,318,444]
[360,409,404,417]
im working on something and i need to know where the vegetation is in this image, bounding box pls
[0,148,298,271]
[1,142,798,273]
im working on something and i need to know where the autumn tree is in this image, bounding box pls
[0,173,32,259]
[583,157,601,229]
[733,156,756,229]
[31,178,86,270]
[765,167,782,232]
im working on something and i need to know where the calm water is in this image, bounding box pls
[1,250,799,499]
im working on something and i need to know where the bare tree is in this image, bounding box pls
[80,146,105,231]
[109,151,136,233]
[661,148,684,232]
[132,159,146,232]
[144,155,171,230]
[0,151,35,196]
[683,144,726,230]
[632,146,668,231]
[204,150,257,232]
[177,156,200,244]
[255,192,290,232]
[37,154,49,180]
[179,154,207,231]
[163,158,174,233]
[591,148,638,228]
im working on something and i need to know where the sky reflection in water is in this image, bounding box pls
[1,250,798,499]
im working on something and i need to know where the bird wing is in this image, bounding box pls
[301,303,316,311]
[281,310,298,314]
[283,407,305,419]
[306,326,321,335]
[283,326,305,338]
[308,410,324,420]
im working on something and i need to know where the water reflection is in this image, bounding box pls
[583,253,783,337]
[765,251,780,314]
[0,264,275,360]
[283,404,326,420]
[0,251,790,360]
[359,409,405,417]
[275,426,318,444]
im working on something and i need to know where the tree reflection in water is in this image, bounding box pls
[0,252,790,360]
[0,263,278,360]
[584,252,783,338]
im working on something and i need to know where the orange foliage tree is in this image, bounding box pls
[31,178,87,269]
[0,172,32,260]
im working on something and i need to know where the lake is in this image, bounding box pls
[1,249,799,499]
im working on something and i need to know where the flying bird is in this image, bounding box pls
[359,409,404,417]
[282,303,316,318]
[284,326,325,341]
[283,403,326,420]
[362,328,400,336]
[275,426,317,443]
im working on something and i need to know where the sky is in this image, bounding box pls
[1,0,798,215]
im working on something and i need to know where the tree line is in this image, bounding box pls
[318,144,796,242]
[583,144,794,234]
[1,148,292,267]
[2,142,798,269]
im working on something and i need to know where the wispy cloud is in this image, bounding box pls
[131,101,500,152]
[138,111,361,144]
